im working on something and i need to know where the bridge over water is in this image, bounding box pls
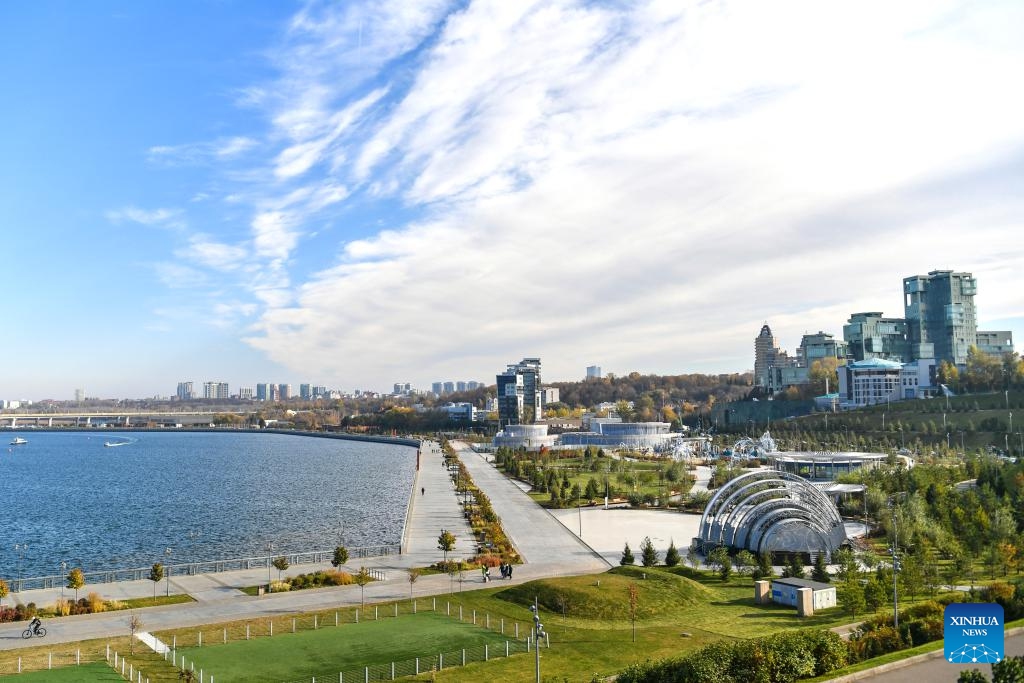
[0,410,236,428]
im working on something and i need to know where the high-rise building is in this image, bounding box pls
[586,365,602,379]
[496,368,525,428]
[442,381,455,395]
[844,312,909,362]
[797,332,848,367]
[238,387,253,399]
[74,388,85,403]
[203,382,229,399]
[278,384,291,400]
[456,381,467,393]
[977,331,1015,357]
[312,385,328,399]
[497,358,542,427]
[256,383,270,401]
[904,270,978,365]
[176,382,193,400]
[431,382,444,396]
[300,383,312,400]
[754,324,795,387]
[467,381,481,390]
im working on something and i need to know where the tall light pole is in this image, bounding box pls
[530,598,546,683]
[266,543,274,585]
[189,530,202,571]
[60,561,67,599]
[889,507,900,629]
[14,544,27,590]
[164,547,172,597]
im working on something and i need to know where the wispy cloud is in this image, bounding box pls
[106,206,184,228]
[147,136,258,165]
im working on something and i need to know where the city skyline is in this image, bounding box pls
[3,1,1022,400]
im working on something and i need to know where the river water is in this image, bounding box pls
[0,431,416,578]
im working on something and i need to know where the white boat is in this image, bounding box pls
[104,441,129,447]
[10,437,27,445]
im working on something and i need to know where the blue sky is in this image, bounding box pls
[2,0,1022,401]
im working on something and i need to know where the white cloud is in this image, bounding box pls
[106,206,183,227]
[176,236,249,271]
[242,0,1024,389]
[147,137,258,165]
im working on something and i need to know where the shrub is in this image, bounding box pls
[269,581,291,593]
[53,599,71,617]
[87,592,105,614]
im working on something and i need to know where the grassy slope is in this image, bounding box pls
[178,612,512,683]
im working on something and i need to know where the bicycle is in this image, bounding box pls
[22,625,46,639]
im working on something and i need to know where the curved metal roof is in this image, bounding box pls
[697,470,847,559]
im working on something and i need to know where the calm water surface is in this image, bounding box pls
[0,431,416,578]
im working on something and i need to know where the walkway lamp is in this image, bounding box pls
[60,561,66,599]
[530,599,546,683]
[164,547,172,597]
[266,543,273,585]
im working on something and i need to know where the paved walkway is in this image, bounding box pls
[453,442,610,577]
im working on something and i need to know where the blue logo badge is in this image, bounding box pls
[944,602,1004,664]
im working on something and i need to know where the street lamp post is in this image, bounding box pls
[266,543,274,584]
[164,548,172,597]
[60,561,67,599]
[189,530,202,573]
[530,598,546,683]
[14,544,27,591]
[888,519,899,629]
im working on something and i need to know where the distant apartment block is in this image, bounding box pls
[238,387,253,400]
[797,332,848,368]
[277,384,291,401]
[74,388,85,403]
[203,382,229,399]
[541,386,560,405]
[497,357,542,427]
[393,382,413,395]
[977,330,1015,356]
[176,382,194,401]
[586,365,602,379]
[442,381,455,395]
[431,382,444,395]
[300,383,312,400]
[844,313,909,362]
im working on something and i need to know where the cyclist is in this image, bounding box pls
[29,616,43,634]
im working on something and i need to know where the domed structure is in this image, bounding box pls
[696,470,846,560]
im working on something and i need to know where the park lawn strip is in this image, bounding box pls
[177,612,514,683]
[119,594,193,609]
[0,661,122,681]
[0,636,132,677]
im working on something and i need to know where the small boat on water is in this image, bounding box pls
[103,441,130,447]
[10,437,27,445]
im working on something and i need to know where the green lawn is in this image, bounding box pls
[0,662,121,681]
[177,612,514,683]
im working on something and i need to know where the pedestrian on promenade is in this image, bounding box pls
[421,487,425,495]
[481,565,488,583]
[507,564,513,579]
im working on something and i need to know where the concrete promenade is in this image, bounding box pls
[0,439,609,650]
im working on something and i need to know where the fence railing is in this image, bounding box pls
[9,544,399,592]
[0,648,100,676]
[281,640,532,683]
